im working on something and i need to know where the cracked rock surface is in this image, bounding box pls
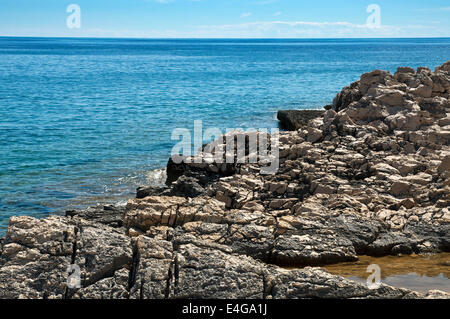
[1,62,449,299]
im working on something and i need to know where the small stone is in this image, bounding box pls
[390,181,411,196]
[307,127,323,143]
[438,155,450,175]
[401,198,415,209]
[410,85,432,98]
[408,215,419,223]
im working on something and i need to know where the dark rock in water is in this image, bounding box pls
[66,205,126,228]
[136,186,169,199]
[166,157,187,185]
[277,110,325,131]
[166,155,229,187]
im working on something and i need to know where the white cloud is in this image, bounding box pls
[4,18,447,38]
[240,13,252,18]
[189,20,447,38]
[274,11,282,17]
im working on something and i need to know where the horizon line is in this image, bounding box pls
[1,35,450,40]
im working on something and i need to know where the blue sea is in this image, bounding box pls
[1,37,450,234]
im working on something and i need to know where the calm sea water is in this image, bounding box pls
[0,37,449,234]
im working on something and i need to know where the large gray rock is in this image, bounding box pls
[71,220,133,290]
[66,205,126,229]
[269,267,421,299]
[72,268,129,299]
[0,216,75,299]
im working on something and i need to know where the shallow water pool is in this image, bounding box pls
[323,253,450,293]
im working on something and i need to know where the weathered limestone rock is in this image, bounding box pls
[129,235,174,299]
[71,221,133,290]
[0,216,75,299]
[390,181,411,196]
[438,155,450,175]
[66,205,126,229]
[269,267,421,299]
[410,84,432,98]
[172,243,266,299]
[1,61,450,299]
[72,268,129,299]
[306,127,323,143]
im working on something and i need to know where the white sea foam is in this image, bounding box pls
[146,168,167,187]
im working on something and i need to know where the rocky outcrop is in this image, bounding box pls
[0,213,441,300]
[1,62,449,299]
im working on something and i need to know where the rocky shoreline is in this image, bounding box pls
[0,62,449,299]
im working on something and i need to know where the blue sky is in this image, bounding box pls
[1,0,449,38]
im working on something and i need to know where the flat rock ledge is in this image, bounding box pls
[1,62,450,299]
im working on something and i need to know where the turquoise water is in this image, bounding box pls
[1,37,450,234]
